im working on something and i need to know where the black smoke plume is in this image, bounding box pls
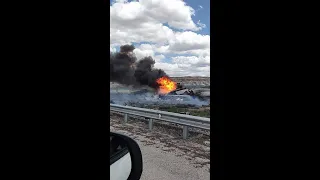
[110,44,168,90]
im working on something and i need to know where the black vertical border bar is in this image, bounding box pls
[210,0,228,179]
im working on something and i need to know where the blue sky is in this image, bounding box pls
[110,0,210,77]
[184,0,210,35]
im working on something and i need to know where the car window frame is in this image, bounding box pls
[110,146,129,165]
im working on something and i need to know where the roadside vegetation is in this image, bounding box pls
[158,106,210,118]
[124,102,210,118]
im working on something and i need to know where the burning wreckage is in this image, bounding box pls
[110,83,210,107]
[110,45,210,108]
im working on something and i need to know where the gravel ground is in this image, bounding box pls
[110,114,210,180]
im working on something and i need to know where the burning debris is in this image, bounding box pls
[110,88,209,107]
[156,76,177,94]
[110,44,209,107]
[167,83,210,102]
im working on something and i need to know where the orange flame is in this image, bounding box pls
[156,76,177,94]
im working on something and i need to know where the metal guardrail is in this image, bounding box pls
[110,104,210,139]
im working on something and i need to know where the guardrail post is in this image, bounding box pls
[124,114,128,123]
[148,119,153,130]
[183,125,189,139]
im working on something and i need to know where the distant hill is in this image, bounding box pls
[111,76,210,88]
[171,77,210,87]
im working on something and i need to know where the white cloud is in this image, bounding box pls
[133,44,166,63]
[131,31,210,56]
[168,31,210,51]
[110,0,203,46]
[110,0,210,77]
[154,55,210,77]
[172,56,210,67]
[138,0,199,31]
[154,54,166,62]
[197,20,206,29]
[133,47,155,61]
[155,62,210,77]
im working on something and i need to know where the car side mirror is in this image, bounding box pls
[110,132,143,180]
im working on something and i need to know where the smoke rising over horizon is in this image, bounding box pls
[110,44,168,90]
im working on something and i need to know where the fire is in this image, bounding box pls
[156,76,177,94]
